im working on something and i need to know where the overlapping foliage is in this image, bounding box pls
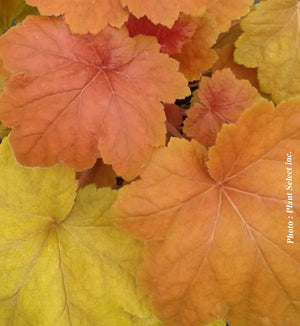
[0,0,299,326]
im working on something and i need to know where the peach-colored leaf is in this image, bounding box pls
[212,43,259,89]
[0,16,189,180]
[113,98,300,326]
[25,0,128,34]
[183,69,261,147]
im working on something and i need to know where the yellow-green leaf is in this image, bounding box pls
[0,75,4,92]
[206,320,226,326]
[234,0,300,103]
[0,0,39,34]
[0,138,160,326]
[0,74,10,139]
[0,122,10,139]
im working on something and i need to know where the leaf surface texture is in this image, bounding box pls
[114,99,300,326]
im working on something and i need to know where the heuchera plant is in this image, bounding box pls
[0,0,299,326]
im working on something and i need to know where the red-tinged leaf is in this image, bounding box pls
[0,16,189,180]
[212,43,259,89]
[183,69,261,147]
[126,13,218,80]
[25,0,207,34]
[125,14,197,55]
[113,98,300,326]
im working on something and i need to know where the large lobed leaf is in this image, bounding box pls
[0,137,161,326]
[113,98,300,326]
[0,16,189,180]
[235,0,300,103]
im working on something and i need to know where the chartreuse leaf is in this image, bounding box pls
[0,138,160,326]
[113,99,300,326]
[206,321,226,326]
[0,63,10,139]
[0,121,10,139]
[0,0,38,34]
[235,0,300,103]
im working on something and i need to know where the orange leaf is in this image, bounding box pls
[25,0,207,34]
[183,69,260,147]
[114,99,300,326]
[0,16,189,179]
[207,0,252,33]
[212,43,259,89]
[122,0,207,28]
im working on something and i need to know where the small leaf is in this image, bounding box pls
[183,68,261,147]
